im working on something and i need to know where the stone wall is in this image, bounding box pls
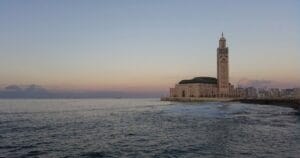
[170,83,241,98]
[170,83,218,98]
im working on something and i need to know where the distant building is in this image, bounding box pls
[257,88,271,98]
[169,33,239,98]
[237,87,300,99]
[245,87,257,98]
[270,88,280,98]
[236,87,246,98]
[292,88,300,98]
[280,89,294,98]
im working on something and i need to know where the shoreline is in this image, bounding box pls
[161,97,237,102]
[161,97,300,111]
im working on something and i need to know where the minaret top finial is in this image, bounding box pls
[219,32,226,47]
[219,32,226,41]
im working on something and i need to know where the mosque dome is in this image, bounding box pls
[179,77,217,84]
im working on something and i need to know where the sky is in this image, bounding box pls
[0,0,299,94]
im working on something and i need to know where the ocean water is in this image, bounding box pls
[0,99,299,158]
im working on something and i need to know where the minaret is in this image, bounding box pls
[217,32,229,97]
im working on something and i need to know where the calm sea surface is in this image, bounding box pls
[0,99,299,158]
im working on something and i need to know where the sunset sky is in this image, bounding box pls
[0,0,299,93]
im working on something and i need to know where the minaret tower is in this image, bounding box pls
[217,32,229,97]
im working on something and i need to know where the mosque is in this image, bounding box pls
[168,33,239,99]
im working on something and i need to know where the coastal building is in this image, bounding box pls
[257,88,270,98]
[236,87,247,98]
[270,88,280,98]
[245,87,258,98]
[169,33,239,98]
[280,89,294,98]
[233,87,300,99]
[293,88,300,98]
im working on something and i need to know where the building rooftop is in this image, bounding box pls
[179,77,217,84]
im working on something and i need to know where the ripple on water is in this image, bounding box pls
[0,99,299,157]
[21,150,47,157]
[80,151,113,158]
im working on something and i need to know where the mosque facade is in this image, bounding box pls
[169,33,239,98]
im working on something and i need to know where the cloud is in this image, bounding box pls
[5,85,22,91]
[24,84,48,93]
[0,84,165,98]
[0,84,51,98]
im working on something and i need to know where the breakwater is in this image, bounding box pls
[237,98,300,110]
[161,97,300,111]
[161,97,235,102]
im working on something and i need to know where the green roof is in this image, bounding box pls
[179,77,217,84]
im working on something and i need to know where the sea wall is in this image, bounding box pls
[161,97,300,110]
[161,97,236,102]
[238,98,300,110]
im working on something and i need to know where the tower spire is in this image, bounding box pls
[219,32,226,48]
